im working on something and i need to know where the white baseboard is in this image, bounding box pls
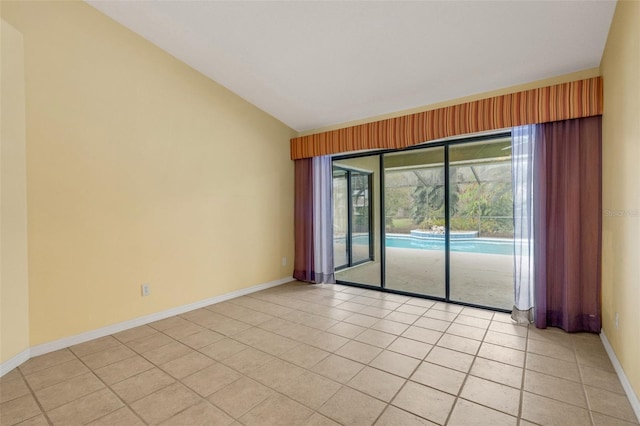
[0,349,30,377]
[1,276,292,376]
[600,330,640,423]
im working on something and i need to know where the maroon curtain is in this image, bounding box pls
[293,158,315,282]
[534,116,602,332]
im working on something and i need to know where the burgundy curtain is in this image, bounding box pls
[534,116,602,332]
[293,158,315,282]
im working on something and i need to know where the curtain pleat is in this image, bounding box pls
[293,157,336,284]
[534,116,602,332]
[312,156,335,284]
[511,125,536,323]
[293,158,315,282]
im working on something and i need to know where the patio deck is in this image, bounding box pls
[335,247,514,310]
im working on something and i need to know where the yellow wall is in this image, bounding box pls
[600,0,640,398]
[1,1,296,346]
[1,19,30,363]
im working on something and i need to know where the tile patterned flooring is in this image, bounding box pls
[1,281,638,426]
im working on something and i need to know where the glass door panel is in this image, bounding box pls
[383,147,446,297]
[333,155,381,287]
[448,139,514,309]
[350,172,372,264]
[332,169,349,269]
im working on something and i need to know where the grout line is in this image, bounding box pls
[15,366,54,426]
[187,286,526,423]
[10,283,627,425]
[208,288,428,422]
[441,309,488,426]
[574,336,597,426]
[71,351,150,425]
[177,286,628,424]
[516,324,530,426]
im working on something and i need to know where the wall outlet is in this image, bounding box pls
[282,256,287,266]
[141,284,150,297]
[615,312,619,329]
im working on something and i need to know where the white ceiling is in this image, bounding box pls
[86,1,616,132]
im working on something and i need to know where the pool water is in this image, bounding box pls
[386,236,513,255]
[345,235,514,255]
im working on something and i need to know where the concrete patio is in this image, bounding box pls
[335,247,514,310]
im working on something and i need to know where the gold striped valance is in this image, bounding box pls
[290,76,603,159]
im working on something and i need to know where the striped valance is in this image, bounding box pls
[290,77,603,160]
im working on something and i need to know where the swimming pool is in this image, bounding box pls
[343,235,514,255]
[386,235,513,255]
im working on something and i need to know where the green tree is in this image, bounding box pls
[456,181,514,235]
[458,182,512,217]
[412,184,456,225]
[384,186,412,229]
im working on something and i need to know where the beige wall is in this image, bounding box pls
[1,19,30,363]
[1,1,296,347]
[600,0,640,398]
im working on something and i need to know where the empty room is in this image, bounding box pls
[1,1,638,425]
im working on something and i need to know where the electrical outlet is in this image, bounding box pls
[615,312,619,329]
[141,284,150,297]
[282,256,287,266]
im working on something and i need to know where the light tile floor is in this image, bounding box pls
[1,281,638,426]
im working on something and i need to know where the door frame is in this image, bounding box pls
[332,165,374,270]
[332,131,513,312]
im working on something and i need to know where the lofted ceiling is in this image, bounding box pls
[86,1,616,132]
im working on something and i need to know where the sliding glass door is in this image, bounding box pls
[448,139,514,309]
[332,167,372,267]
[333,134,514,310]
[332,155,381,287]
[383,147,446,298]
